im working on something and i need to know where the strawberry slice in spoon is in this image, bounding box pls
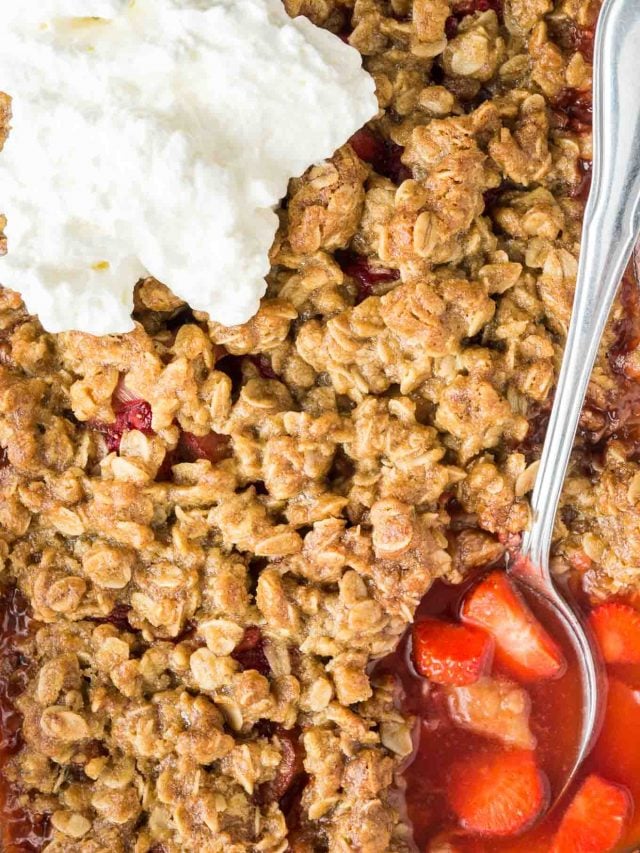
[461,571,566,682]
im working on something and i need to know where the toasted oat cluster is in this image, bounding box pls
[0,0,630,851]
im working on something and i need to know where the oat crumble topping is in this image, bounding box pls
[0,0,630,851]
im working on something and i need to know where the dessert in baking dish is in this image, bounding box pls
[3,0,639,851]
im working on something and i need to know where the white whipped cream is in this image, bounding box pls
[0,0,377,334]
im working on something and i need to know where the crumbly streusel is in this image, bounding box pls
[0,0,629,851]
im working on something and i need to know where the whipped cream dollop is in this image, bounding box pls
[0,0,377,334]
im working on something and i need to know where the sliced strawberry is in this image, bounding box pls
[461,572,566,682]
[589,602,640,665]
[551,774,630,853]
[412,618,494,686]
[592,678,640,794]
[448,748,548,837]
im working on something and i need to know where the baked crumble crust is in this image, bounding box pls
[0,0,626,851]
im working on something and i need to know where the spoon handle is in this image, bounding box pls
[521,0,640,577]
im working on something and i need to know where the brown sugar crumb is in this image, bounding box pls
[0,0,629,850]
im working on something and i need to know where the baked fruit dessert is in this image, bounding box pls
[2,0,638,851]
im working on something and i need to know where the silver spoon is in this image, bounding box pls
[512,0,640,796]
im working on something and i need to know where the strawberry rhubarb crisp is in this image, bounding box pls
[2,0,639,852]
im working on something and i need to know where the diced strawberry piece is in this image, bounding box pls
[93,398,153,453]
[122,399,153,432]
[89,379,155,452]
[176,430,232,464]
[412,618,494,686]
[448,748,548,837]
[589,602,640,665]
[461,571,566,682]
[551,775,630,853]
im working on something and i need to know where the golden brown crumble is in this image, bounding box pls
[0,0,628,851]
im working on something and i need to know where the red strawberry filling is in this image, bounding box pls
[379,565,640,849]
[232,626,271,676]
[175,430,232,464]
[339,253,400,302]
[348,128,411,184]
[94,398,154,453]
[447,0,503,35]
[257,728,305,805]
[553,88,593,134]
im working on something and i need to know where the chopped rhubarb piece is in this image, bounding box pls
[448,748,547,837]
[446,676,536,750]
[571,25,595,63]
[551,775,630,853]
[412,618,494,686]
[461,571,566,681]
[589,602,640,665]
[176,430,232,464]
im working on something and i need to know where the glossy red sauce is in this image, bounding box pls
[377,569,640,852]
[0,587,50,852]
